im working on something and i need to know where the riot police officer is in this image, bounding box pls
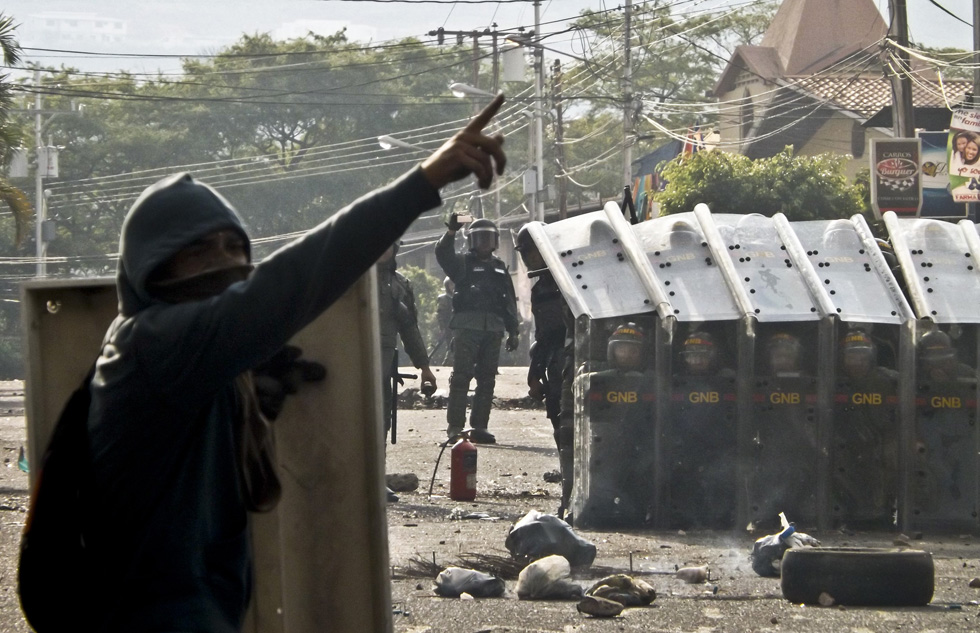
[669,329,736,528]
[767,332,806,377]
[914,328,978,522]
[679,330,734,378]
[747,331,817,528]
[436,215,520,443]
[377,243,437,502]
[572,322,656,527]
[515,224,575,516]
[833,328,898,525]
[606,322,647,371]
[918,329,976,383]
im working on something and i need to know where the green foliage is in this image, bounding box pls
[32,30,477,275]
[655,148,867,221]
[563,0,776,199]
[0,14,27,377]
[0,13,28,246]
[917,46,972,81]
[574,1,774,118]
[400,264,442,352]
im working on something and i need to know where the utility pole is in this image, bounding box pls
[429,28,493,94]
[533,0,545,223]
[553,60,567,220]
[490,27,499,94]
[887,0,915,138]
[431,22,549,221]
[471,35,481,114]
[17,70,79,277]
[623,0,634,188]
[34,69,44,277]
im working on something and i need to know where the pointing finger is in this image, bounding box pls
[463,93,505,133]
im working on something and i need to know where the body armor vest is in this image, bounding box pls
[452,254,511,316]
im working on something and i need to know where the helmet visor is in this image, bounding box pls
[469,230,498,253]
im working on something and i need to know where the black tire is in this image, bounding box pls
[780,548,934,606]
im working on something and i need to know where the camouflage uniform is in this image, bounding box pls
[377,261,429,434]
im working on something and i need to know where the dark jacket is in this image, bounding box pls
[87,168,440,631]
[528,272,571,383]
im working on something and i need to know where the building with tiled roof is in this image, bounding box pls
[711,0,968,176]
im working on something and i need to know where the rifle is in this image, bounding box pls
[390,352,417,445]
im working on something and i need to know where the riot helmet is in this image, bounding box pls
[918,329,972,381]
[607,322,646,371]
[515,224,546,273]
[767,332,802,374]
[681,331,718,375]
[918,329,956,364]
[467,218,499,256]
[669,221,700,249]
[840,329,876,378]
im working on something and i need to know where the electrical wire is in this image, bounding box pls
[10,0,919,281]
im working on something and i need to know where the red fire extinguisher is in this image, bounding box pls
[450,432,478,501]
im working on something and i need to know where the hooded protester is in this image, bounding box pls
[75,95,506,631]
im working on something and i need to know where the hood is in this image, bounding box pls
[117,172,250,316]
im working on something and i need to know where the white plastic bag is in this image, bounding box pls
[434,567,505,598]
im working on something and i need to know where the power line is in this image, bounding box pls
[924,0,971,27]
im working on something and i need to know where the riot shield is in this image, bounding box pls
[746,373,820,529]
[912,374,979,529]
[571,368,657,527]
[832,367,900,528]
[666,373,737,528]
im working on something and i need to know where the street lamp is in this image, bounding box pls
[449,82,496,99]
[377,135,423,151]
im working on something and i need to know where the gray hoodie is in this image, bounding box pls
[87,168,440,631]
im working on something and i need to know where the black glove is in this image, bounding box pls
[505,332,520,352]
[253,345,327,420]
[445,212,463,231]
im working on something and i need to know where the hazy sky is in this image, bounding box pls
[5,0,976,75]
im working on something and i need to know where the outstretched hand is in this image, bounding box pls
[421,93,507,190]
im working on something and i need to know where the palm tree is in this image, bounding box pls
[0,13,30,247]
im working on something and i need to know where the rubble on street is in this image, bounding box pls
[383,369,980,632]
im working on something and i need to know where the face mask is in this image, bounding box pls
[147,264,254,303]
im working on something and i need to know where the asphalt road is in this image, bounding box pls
[388,368,980,633]
[0,372,979,632]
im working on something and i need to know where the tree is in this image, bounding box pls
[0,13,30,378]
[400,264,442,355]
[571,1,775,121]
[917,46,972,81]
[655,148,868,221]
[0,13,30,247]
[555,1,777,202]
[35,30,480,273]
